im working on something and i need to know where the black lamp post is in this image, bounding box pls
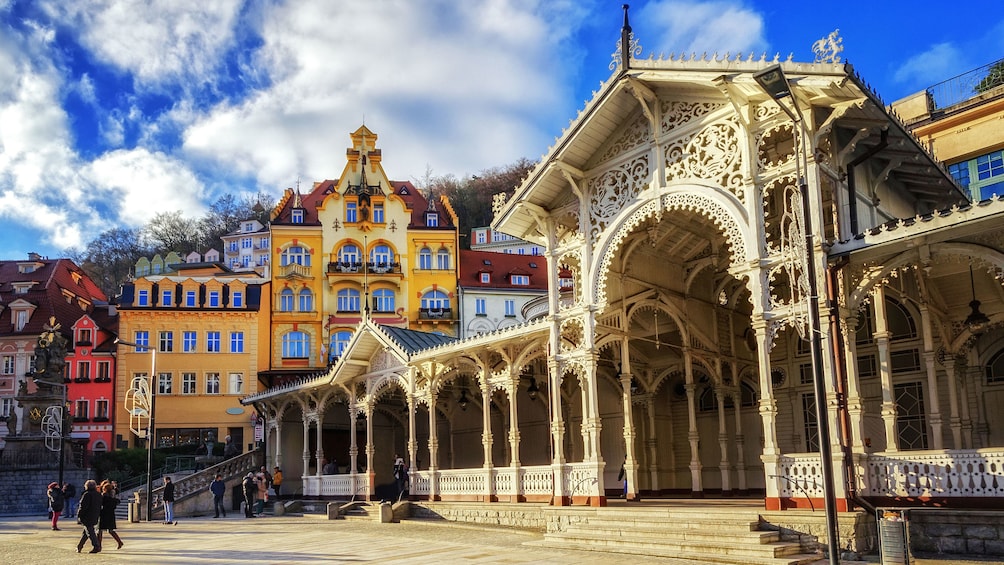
[115,337,157,521]
[754,64,840,565]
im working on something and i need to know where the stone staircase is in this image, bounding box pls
[532,506,821,565]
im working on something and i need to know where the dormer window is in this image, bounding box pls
[137,289,150,306]
[511,274,529,286]
[244,222,254,232]
[208,291,220,307]
[15,309,29,331]
[12,282,32,294]
[291,209,304,223]
[426,213,438,227]
[480,273,490,283]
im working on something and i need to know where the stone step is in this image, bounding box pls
[531,538,820,565]
[562,524,780,544]
[544,529,804,557]
[581,515,761,531]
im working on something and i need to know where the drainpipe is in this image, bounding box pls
[825,255,875,515]
[847,129,889,235]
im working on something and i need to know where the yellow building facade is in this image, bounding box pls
[265,126,459,380]
[114,261,270,452]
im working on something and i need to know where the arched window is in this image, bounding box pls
[370,244,392,266]
[740,381,757,407]
[338,244,360,264]
[279,288,294,312]
[282,331,310,358]
[886,298,917,340]
[373,289,395,313]
[418,247,432,270]
[280,246,311,266]
[698,386,717,412]
[421,290,449,310]
[330,330,352,362]
[298,288,313,312]
[337,288,361,312]
[986,349,1004,384]
[437,248,450,270]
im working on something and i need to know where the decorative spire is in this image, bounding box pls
[292,177,303,208]
[610,4,641,72]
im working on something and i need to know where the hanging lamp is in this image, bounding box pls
[964,265,990,335]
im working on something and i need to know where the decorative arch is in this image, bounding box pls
[593,186,755,308]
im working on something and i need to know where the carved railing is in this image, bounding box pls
[438,469,487,495]
[521,465,555,495]
[863,448,1004,498]
[419,308,452,320]
[303,473,368,497]
[412,470,431,495]
[776,454,827,499]
[140,450,260,517]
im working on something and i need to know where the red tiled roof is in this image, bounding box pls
[393,182,456,230]
[458,250,548,291]
[0,257,110,339]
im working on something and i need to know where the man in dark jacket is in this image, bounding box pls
[209,474,227,518]
[242,472,256,518]
[76,480,102,553]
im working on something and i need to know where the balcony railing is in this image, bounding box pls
[328,261,362,274]
[367,261,401,274]
[326,261,402,274]
[926,57,1004,111]
[419,307,452,320]
[278,263,312,278]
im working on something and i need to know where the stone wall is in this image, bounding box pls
[760,510,875,555]
[910,510,1004,558]
[0,468,93,516]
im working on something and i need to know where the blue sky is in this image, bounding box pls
[2,0,1003,260]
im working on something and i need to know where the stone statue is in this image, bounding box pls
[33,317,69,385]
[6,409,16,436]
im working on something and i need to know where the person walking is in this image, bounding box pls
[75,479,102,553]
[272,466,283,499]
[162,476,176,524]
[209,474,227,518]
[47,482,64,530]
[98,481,124,550]
[241,472,256,518]
[62,482,77,518]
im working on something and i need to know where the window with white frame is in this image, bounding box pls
[206,372,220,394]
[2,355,13,375]
[426,213,438,227]
[162,288,173,306]
[437,248,450,270]
[339,244,360,264]
[134,331,150,352]
[228,372,244,395]
[480,273,490,283]
[77,328,92,344]
[373,289,394,313]
[185,290,197,307]
[94,399,109,420]
[373,203,384,223]
[183,331,197,352]
[77,361,90,381]
[330,331,352,362]
[346,202,357,222]
[232,291,243,308]
[476,230,486,244]
[511,274,529,285]
[279,288,294,311]
[96,362,110,382]
[15,310,28,331]
[475,298,486,315]
[75,399,89,420]
[299,288,313,311]
[370,244,392,266]
[182,372,197,395]
[282,331,309,358]
[291,209,304,223]
[208,291,220,307]
[159,331,173,352]
[158,372,172,395]
[137,289,149,306]
[230,332,244,353]
[280,246,311,266]
[1,398,12,418]
[207,331,221,353]
[421,290,449,310]
[241,237,252,249]
[419,247,432,269]
[504,299,516,317]
[337,289,360,312]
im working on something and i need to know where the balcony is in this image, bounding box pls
[278,263,312,278]
[326,261,402,275]
[419,307,452,320]
[327,261,363,274]
[73,377,91,383]
[367,261,401,274]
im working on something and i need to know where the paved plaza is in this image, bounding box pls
[1,513,1001,564]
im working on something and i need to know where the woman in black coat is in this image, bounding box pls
[76,480,102,553]
[98,481,124,549]
[47,482,64,530]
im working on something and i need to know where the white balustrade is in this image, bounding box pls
[863,449,1004,498]
[520,465,554,495]
[412,471,431,495]
[437,469,487,495]
[776,454,826,498]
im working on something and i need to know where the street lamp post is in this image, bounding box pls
[115,338,157,521]
[36,378,68,487]
[754,64,840,565]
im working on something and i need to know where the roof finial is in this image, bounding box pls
[620,4,631,71]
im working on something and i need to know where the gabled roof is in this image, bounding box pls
[380,324,458,354]
[0,257,109,338]
[458,249,548,291]
[271,183,327,225]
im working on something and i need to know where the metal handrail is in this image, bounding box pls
[770,474,815,512]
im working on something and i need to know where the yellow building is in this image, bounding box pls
[265,126,459,381]
[114,258,271,453]
[891,57,1004,200]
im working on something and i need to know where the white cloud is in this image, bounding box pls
[83,148,207,226]
[893,43,964,87]
[38,0,243,86]
[637,1,766,58]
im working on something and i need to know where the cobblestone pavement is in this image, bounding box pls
[2,514,1001,565]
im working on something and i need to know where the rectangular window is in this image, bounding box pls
[857,354,877,379]
[1,355,13,375]
[799,363,814,385]
[796,338,810,356]
[77,328,92,344]
[162,289,173,306]
[158,372,173,395]
[209,291,220,307]
[373,203,384,223]
[802,393,819,452]
[94,399,109,421]
[480,273,490,283]
[476,298,487,315]
[259,237,268,249]
[159,331,174,352]
[228,373,244,395]
[185,290,197,307]
[426,213,438,227]
[346,202,357,222]
[183,331,197,352]
[135,331,150,352]
[182,372,197,395]
[476,231,486,244]
[137,289,149,306]
[230,331,244,353]
[291,209,304,223]
[207,331,221,353]
[77,361,90,381]
[96,362,110,382]
[15,310,27,331]
[242,237,252,249]
[895,382,929,450]
[232,291,244,308]
[206,372,220,395]
[1,398,12,418]
[75,399,89,420]
[504,299,516,317]
[891,349,922,373]
[511,274,529,285]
